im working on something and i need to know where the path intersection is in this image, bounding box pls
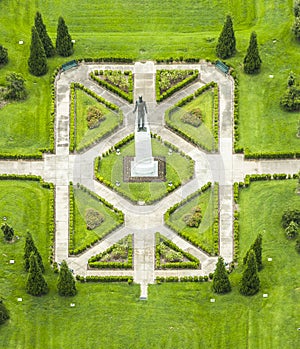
[1,61,299,298]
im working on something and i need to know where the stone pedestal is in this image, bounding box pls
[131,115,158,177]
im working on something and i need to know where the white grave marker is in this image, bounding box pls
[9,260,15,264]
[210,298,215,303]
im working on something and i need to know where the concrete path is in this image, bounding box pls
[0,61,299,299]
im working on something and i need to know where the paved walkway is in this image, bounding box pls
[0,61,299,299]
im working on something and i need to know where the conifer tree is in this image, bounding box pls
[34,12,55,57]
[243,32,262,74]
[1,223,14,242]
[243,233,263,271]
[24,231,44,273]
[57,260,77,296]
[56,17,73,57]
[26,253,48,296]
[216,15,236,59]
[212,257,231,294]
[5,72,27,100]
[0,300,9,325]
[295,238,300,254]
[0,44,8,65]
[28,26,48,76]
[240,250,260,296]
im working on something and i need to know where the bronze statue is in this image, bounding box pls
[133,95,147,131]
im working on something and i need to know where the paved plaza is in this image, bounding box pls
[1,61,299,298]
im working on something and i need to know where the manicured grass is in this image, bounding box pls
[0,1,299,155]
[97,138,194,203]
[167,89,216,151]
[74,89,122,151]
[72,186,121,252]
[1,180,299,348]
[167,188,215,254]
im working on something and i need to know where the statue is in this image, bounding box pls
[133,95,147,131]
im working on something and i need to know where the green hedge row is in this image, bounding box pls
[244,149,300,159]
[69,182,75,254]
[233,210,239,262]
[156,70,199,102]
[69,83,76,152]
[165,82,218,152]
[243,173,298,187]
[156,275,209,283]
[230,70,242,154]
[76,275,133,284]
[88,234,133,269]
[48,184,55,265]
[164,182,216,255]
[69,83,123,152]
[213,182,219,255]
[69,183,124,255]
[77,57,133,63]
[90,70,133,103]
[155,232,200,269]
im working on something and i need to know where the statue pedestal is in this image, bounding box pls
[131,118,158,177]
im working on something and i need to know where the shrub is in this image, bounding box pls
[180,108,202,127]
[183,206,202,227]
[1,223,14,241]
[86,106,105,129]
[85,208,105,230]
[285,221,299,239]
[295,238,300,254]
[282,209,300,228]
[0,300,9,325]
[5,72,27,100]
[0,44,8,65]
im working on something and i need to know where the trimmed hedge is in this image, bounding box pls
[69,182,75,254]
[88,234,133,269]
[69,82,123,152]
[69,183,124,255]
[164,182,218,255]
[156,69,199,102]
[77,57,133,64]
[213,182,219,255]
[76,275,133,284]
[165,81,218,152]
[156,275,209,283]
[155,232,200,269]
[90,70,133,103]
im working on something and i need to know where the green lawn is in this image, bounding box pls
[166,188,215,254]
[74,89,122,151]
[97,138,194,203]
[166,89,216,151]
[72,186,121,252]
[0,0,299,155]
[1,179,300,348]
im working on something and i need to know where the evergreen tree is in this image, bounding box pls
[212,256,231,294]
[292,16,300,40]
[57,260,77,296]
[216,15,236,59]
[295,238,300,254]
[28,26,48,76]
[1,223,14,242]
[0,44,8,65]
[26,253,48,296]
[288,71,296,87]
[5,72,27,100]
[0,300,9,325]
[243,32,262,74]
[56,17,74,57]
[23,231,44,273]
[243,233,263,271]
[294,0,300,17]
[34,12,55,57]
[240,250,260,296]
[285,221,299,239]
